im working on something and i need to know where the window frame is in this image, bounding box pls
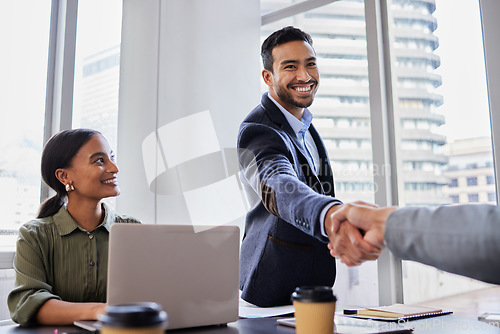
[480,0,500,204]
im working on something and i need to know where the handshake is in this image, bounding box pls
[325,201,398,266]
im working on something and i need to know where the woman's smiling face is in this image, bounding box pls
[63,133,120,203]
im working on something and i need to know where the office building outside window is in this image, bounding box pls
[442,137,496,205]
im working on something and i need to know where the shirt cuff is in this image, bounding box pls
[10,291,61,326]
[320,202,340,238]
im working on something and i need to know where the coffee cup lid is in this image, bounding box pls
[98,302,168,328]
[292,286,337,303]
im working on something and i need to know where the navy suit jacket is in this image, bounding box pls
[237,93,341,307]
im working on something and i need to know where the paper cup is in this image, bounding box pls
[292,286,337,334]
[99,302,167,334]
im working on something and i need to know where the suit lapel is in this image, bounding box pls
[261,94,310,161]
[261,94,333,196]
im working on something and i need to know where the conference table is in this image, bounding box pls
[1,315,500,334]
[2,287,500,334]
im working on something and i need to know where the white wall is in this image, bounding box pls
[116,0,261,230]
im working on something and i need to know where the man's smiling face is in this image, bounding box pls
[263,40,319,117]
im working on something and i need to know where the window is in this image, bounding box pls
[389,0,495,303]
[468,193,479,203]
[449,178,458,187]
[72,0,123,152]
[0,1,52,250]
[72,0,122,209]
[467,177,478,186]
[488,192,496,202]
[487,175,495,185]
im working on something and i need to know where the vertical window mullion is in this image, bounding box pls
[42,0,78,202]
[479,0,500,204]
[364,0,403,305]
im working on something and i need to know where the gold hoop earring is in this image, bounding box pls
[65,183,75,193]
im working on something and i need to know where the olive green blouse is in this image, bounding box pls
[7,203,140,326]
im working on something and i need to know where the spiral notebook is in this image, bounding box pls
[345,303,452,322]
[277,315,414,333]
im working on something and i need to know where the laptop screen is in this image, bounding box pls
[106,224,240,330]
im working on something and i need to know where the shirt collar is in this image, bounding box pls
[53,202,114,236]
[268,93,313,136]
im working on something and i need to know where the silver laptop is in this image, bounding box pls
[104,224,240,330]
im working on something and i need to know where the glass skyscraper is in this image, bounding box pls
[261,0,448,206]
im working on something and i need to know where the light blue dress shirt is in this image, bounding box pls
[267,94,320,173]
[267,94,335,238]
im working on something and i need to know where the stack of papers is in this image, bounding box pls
[238,299,295,318]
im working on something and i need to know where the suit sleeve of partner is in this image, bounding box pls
[385,204,500,284]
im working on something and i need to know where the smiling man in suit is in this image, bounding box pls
[237,26,379,307]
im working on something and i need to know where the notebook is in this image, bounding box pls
[345,303,452,321]
[277,315,414,333]
[76,224,240,331]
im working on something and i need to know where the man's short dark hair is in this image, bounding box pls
[261,26,314,73]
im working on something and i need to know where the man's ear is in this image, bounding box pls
[55,169,69,185]
[262,69,274,87]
